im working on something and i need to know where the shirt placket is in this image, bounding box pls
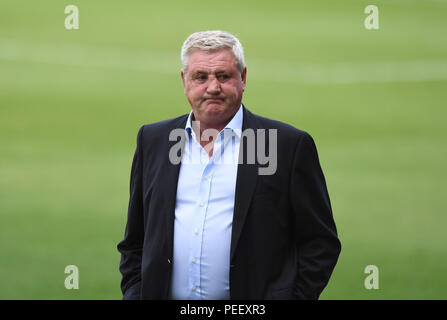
[188,132,215,298]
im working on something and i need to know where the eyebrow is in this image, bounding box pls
[192,70,231,76]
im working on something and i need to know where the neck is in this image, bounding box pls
[191,112,236,157]
[191,122,220,157]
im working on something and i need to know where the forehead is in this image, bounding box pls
[187,48,238,73]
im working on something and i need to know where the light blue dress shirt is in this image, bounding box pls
[170,105,243,300]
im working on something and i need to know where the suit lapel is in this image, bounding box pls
[230,106,259,262]
[163,115,188,258]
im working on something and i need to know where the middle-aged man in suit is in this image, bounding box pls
[117,30,341,300]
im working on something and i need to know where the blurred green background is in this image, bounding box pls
[1,0,446,299]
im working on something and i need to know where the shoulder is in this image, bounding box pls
[244,107,321,174]
[246,107,313,144]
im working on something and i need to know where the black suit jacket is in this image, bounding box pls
[117,106,341,300]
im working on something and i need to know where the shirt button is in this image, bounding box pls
[192,258,197,263]
[194,229,199,235]
[199,202,204,207]
[192,286,197,291]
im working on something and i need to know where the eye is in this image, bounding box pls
[194,74,207,82]
[217,74,230,81]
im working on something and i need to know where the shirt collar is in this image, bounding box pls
[185,104,243,138]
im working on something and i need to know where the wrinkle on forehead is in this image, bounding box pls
[186,48,238,74]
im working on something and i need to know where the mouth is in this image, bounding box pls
[204,97,224,103]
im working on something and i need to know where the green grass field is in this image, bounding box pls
[1,0,446,299]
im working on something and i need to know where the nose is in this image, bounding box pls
[206,76,221,94]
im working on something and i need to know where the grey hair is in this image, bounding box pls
[181,30,245,74]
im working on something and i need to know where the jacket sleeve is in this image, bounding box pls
[289,131,341,299]
[117,125,145,300]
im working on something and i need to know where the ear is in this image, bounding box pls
[241,67,247,91]
[181,69,186,93]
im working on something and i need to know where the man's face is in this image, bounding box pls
[181,48,247,129]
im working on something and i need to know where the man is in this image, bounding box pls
[117,30,341,300]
